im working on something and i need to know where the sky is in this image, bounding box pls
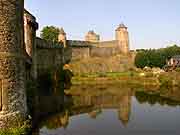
[25,0,180,50]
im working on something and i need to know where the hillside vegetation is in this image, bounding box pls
[135,45,180,68]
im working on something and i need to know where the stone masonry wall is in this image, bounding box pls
[36,38,63,73]
[90,46,118,57]
[0,0,27,128]
[24,10,38,79]
[72,47,90,61]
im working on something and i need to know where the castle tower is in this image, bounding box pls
[85,30,100,42]
[0,0,27,128]
[58,28,67,47]
[118,94,131,127]
[24,10,39,79]
[115,23,129,54]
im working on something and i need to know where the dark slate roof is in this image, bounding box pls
[24,9,39,30]
[116,23,127,31]
[87,30,95,35]
[24,9,36,21]
[67,40,92,47]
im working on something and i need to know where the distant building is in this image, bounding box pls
[85,30,100,43]
[167,55,180,67]
[58,23,131,60]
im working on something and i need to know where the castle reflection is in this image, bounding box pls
[37,85,133,129]
[37,84,180,132]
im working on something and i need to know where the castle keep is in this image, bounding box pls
[58,23,130,60]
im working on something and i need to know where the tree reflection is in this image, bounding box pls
[36,84,180,132]
[135,91,180,106]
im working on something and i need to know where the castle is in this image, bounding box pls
[0,0,131,128]
[58,23,130,60]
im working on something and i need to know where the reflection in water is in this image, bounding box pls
[135,91,180,106]
[33,84,180,135]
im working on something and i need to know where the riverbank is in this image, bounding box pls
[0,120,31,135]
[71,71,180,89]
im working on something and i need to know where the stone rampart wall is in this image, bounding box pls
[72,47,90,61]
[36,38,63,72]
[90,46,119,57]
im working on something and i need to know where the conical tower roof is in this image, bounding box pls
[59,27,66,34]
[116,23,127,31]
[87,30,95,35]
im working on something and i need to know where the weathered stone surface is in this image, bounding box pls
[35,38,64,73]
[116,23,130,54]
[85,30,100,42]
[24,10,38,79]
[0,0,27,128]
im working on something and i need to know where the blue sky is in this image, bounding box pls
[25,0,180,49]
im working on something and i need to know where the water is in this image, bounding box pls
[33,84,180,135]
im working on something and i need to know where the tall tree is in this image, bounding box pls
[40,26,60,43]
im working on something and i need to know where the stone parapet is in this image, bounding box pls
[36,37,63,49]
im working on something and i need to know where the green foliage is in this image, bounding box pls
[0,120,31,135]
[135,45,180,68]
[0,128,26,135]
[97,72,107,77]
[40,26,60,43]
[175,67,180,72]
[135,91,180,106]
[158,74,173,87]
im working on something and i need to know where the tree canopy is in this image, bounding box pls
[40,26,60,43]
[135,45,180,68]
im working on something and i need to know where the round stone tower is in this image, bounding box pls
[58,28,67,47]
[0,0,27,128]
[115,23,129,54]
[85,30,100,42]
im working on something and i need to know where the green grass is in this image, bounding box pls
[0,128,27,135]
[0,119,31,135]
[78,71,137,78]
[71,71,152,85]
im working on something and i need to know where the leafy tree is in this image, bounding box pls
[40,26,60,43]
[135,45,180,68]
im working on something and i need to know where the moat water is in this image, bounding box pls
[33,84,180,135]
